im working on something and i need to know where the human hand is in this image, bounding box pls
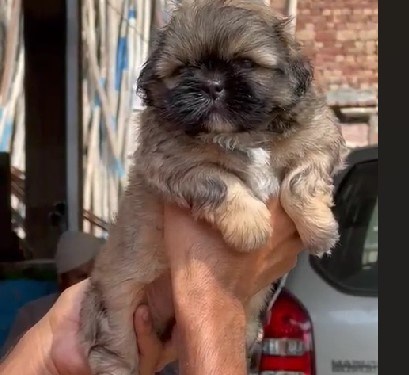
[133,305,177,374]
[164,197,303,304]
[162,198,303,375]
[0,280,176,375]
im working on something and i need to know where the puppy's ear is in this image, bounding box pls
[274,17,314,100]
[136,34,165,106]
[136,57,156,106]
[287,53,313,99]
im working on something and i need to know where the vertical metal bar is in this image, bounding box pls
[23,0,68,258]
[285,0,298,33]
[66,0,83,231]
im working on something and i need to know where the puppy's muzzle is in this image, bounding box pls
[203,78,225,100]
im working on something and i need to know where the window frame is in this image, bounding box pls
[310,149,378,298]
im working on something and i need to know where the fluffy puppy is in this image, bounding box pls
[80,0,348,374]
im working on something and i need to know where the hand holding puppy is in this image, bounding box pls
[165,199,302,305]
[135,198,303,375]
[164,199,303,375]
[0,199,299,375]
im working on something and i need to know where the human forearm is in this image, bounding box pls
[172,267,248,375]
[163,201,303,375]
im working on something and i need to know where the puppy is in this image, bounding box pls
[80,1,348,374]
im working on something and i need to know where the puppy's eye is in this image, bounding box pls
[237,58,256,69]
[169,65,185,78]
[272,66,286,76]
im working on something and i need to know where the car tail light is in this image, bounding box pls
[259,290,315,375]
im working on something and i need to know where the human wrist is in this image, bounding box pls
[172,267,248,375]
[177,300,248,375]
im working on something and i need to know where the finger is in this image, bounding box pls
[255,235,303,291]
[163,203,226,261]
[156,328,178,372]
[267,201,295,230]
[266,197,281,212]
[66,279,90,322]
[49,279,90,329]
[266,200,300,246]
[163,204,194,259]
[134,306,162,375]
[163,204,194,232]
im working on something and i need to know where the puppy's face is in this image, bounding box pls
[138,0,312,135]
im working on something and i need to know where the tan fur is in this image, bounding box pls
[80,1,348,374]
[204,179,272,252]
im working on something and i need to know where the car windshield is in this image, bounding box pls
[312,159,378,296]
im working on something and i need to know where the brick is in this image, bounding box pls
[355,41,364,49]
[297,29,316,40]
[316,31,336,41]
[346,55,356,63]
[365,41,377,54]
[293,0,378,100]
[337,29,356,40]
[359,29,378,40]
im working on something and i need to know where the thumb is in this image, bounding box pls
[155,327,178,372]
[134,306,162,375]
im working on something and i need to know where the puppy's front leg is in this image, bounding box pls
[280,156,340,255]
[81,278,141,375]
[145,164,271,252]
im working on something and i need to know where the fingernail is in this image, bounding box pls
[139,307,150,323]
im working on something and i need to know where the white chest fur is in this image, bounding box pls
[245,147,279,202]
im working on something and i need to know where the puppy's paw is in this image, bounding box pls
[218,199,271,252]
[299,215,339,256]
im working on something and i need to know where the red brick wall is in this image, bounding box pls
[269,0,286,13]
[296,0,378,94]
[269,0,378,147]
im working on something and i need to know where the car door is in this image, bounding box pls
[286,147,378,374]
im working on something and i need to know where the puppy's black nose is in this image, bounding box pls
[204,79,225,100]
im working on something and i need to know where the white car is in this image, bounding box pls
[253,146,378,375]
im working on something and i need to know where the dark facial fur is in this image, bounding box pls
[137,0,313,135]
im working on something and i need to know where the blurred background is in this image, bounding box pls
[0,0,378,372]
